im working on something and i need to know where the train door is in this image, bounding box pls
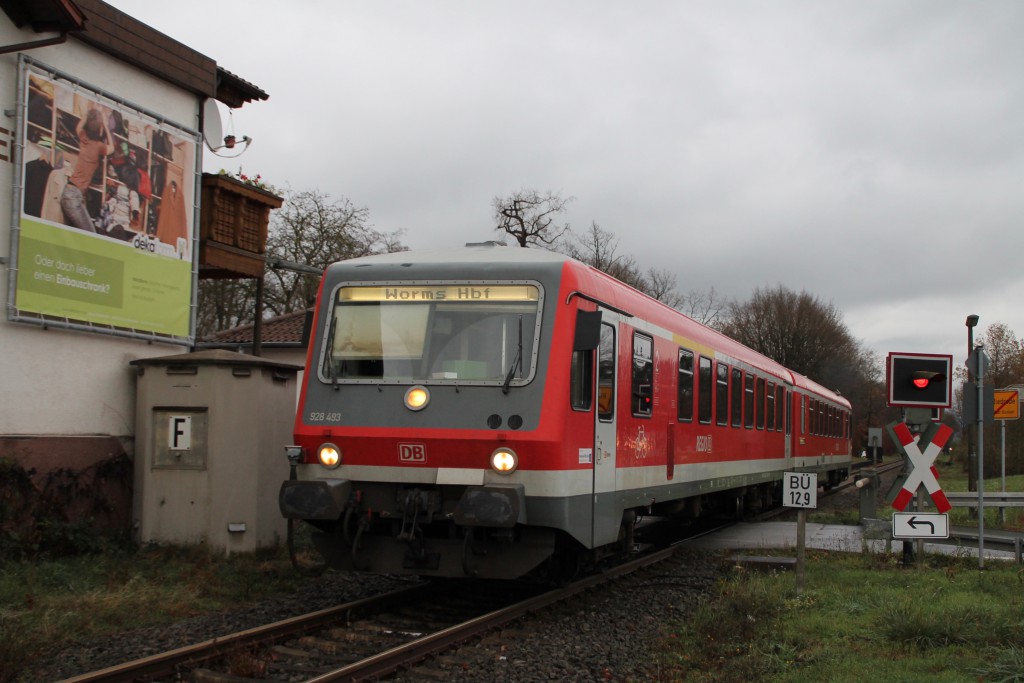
[592,313,619,546]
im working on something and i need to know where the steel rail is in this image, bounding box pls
[305,546,678,682]
[56,582,439,683]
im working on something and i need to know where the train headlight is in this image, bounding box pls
[317,443,342,469]
[404,385,430,411]
[490,447,518,474]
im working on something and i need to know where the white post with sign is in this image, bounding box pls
[784,472,817,594]
[994,388,1020,525]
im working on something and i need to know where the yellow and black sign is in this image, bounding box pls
[994,389,1020,420]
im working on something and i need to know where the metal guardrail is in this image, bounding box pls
[947,528,1024,563]
[944,492,1024,507]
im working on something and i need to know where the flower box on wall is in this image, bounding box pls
[199,172,283,278]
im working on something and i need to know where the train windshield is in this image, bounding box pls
[323,283,542,385]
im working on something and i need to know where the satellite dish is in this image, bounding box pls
[201,98,253,156]
[202,98,224,152]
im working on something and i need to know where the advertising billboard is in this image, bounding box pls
[13,61,198,341]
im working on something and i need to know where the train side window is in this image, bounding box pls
[784,389,791,435]
[744,373,754,429]
[716,363,729,426]
[800,394,806,435]
[776,385,785,432]
[570,349,593,411]
[766,381,775,431]
[731,368,743,427]
[632,332,653,417]
[598,324,615,422]
[677,349,694,422]
[698,356,713,424]
[755,377,765,430]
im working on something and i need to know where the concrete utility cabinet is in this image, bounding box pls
[131,350,300,554]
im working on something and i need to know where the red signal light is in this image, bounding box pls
[910,370,942,390]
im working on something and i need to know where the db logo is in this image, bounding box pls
[399,443,426,463]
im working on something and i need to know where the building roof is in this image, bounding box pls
[0,0,267,107]
[204,309,312,347]
[0,0,84,32]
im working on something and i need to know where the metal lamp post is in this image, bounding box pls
[966,315,979,493]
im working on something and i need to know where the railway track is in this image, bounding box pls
[59,546,687,683]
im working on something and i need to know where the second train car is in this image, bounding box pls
[279,243,851,579]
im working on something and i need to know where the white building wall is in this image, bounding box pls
[0,22,199,439]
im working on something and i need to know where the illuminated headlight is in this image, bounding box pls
[490,447,518,474]
[404,385,430,411]
[317,443,342,469]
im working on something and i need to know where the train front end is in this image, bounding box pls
[279,247,573,579]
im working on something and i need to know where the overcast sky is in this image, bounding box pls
[108,1,1023,374]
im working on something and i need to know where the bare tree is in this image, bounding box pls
[641,268,684,308]
[195,278,257,339]
[262,189,405,317]
[979,322,1024,388]
[561,221,642,284]
[196,188,405,339]
[493,189,573,247]
[678,286,729,328]
[720,285,853,379]
[560,222,693,306]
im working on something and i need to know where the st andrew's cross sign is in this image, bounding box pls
[885,420,953,514]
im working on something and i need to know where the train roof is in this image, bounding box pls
[324,242,570,272]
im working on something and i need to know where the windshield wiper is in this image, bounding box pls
[502,315,523,394]
[324,317,340,391]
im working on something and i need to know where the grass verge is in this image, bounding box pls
[651,551,1024,683]
[0,545,307,683]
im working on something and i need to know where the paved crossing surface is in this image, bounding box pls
[689,521,1020,561]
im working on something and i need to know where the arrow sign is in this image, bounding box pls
[886,421,952,513]
[892,512,949,539]
[909,517,933,534]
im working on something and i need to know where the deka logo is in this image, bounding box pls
[132,234,157,252]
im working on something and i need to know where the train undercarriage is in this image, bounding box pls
[280,468,847,581]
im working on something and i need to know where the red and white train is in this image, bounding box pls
[279,243,851,579]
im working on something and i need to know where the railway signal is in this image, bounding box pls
[886,353,952,408]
